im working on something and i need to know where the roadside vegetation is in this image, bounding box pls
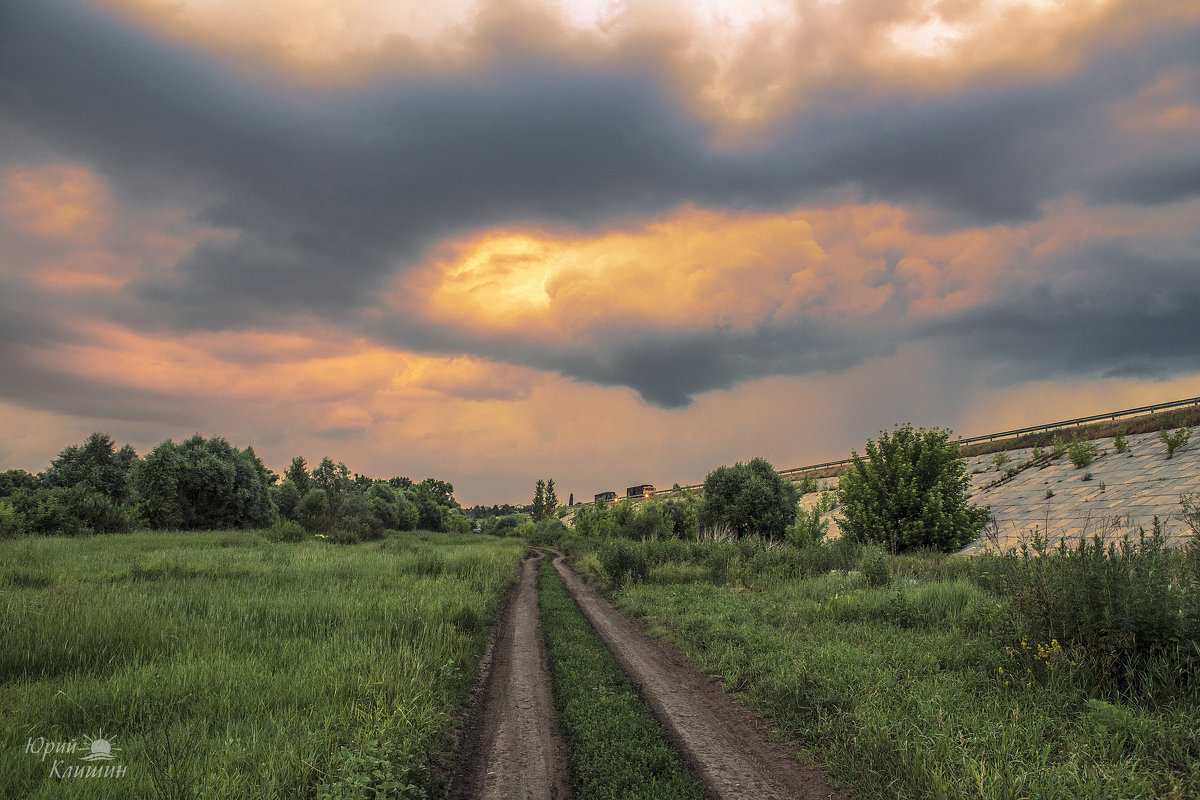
[548,423,1200,799]
[537,558,706,800]
[0,530,524,799]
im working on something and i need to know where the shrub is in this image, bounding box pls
[1160,427,1190,459]
[1031,446,1045,460]
[317,736,431,800]
[992,452,1011,469]
[700,457,799,540]
[1050,436,1069,458]
[328,526,362,545]
[990,526,1200,698]
[0,502,24,538]
[838,424,988,553]
[1068,436,1098,469]
[786,506,829,548]
[527,516,567,546]
[1113,429,1129,453]
[859,545,892,588]
[599,540,649,587]
[269,519,306,542]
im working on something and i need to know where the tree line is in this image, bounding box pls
[505,425,989,554]
[0,432,469,540]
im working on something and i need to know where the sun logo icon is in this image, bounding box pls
[80,732,120,762]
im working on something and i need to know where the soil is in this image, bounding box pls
[442,547,849,800]
[440,550,570,800]
[550,551,850,800]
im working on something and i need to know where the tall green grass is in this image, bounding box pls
[591,537,1200,799]
[0,530,524,799]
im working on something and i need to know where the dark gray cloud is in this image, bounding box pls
[1,0,1199,409]
[922,236,1200,386]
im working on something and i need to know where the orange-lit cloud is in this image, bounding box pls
[2,164,111,241]
[390,201,1099,339]
[96,0,1200,131]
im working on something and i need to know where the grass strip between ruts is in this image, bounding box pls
[537,557,707,800]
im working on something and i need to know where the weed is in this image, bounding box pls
[992,452,1011,469]
[1113,429,1129,453]
[1050,436,1069,458]
[599,539,650,587]
[1068,436,1098,469]
[1045,488,1055,499]
[1082,472,1093,482]
[859,546,891,588]
[1159,427,1190,459]
[990,524,1200,698]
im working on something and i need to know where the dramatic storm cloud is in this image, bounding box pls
[1,0,1198,501]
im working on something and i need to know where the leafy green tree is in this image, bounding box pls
[284,456,310,496]
[297,488,331,534]
[609,499,636,531]
[837,424,988,554]
[700,457,799,540]
[0,501,24,538]
[133,435,273,530]
[397,499,419,531]
[417,478,459,511]
[272,479,302,521]
[532,479,546,522]
[657,496,700,540]
[311,457,351,495]
[44,432,135,503]
[413,483,446,531]
[0,469,39,498]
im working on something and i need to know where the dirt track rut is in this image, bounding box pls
[441,550,569,800]
[551,551,848,800]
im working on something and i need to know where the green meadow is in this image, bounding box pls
[0,530,524,799]
[567,535,1200,800]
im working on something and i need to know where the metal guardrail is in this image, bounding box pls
[662,396,1200,496]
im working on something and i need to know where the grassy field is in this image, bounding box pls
[537,558,706,800]
[0,530,524,799]
[567,536,1200,800]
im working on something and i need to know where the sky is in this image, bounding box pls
[1,0,1199,506]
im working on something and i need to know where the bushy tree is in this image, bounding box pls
[272,479,302,521]
[284,456,311,496]
[43,432,135,503]
[297,488,331,534]
[133,435,273,530]
[837,424,988,554]
[700,457,799,540]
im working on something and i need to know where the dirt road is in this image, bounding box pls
[441,550,570,800]
[550,551,848,800]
